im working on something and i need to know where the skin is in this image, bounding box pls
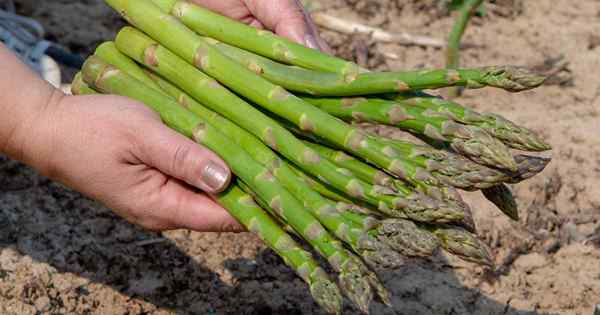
[0,0,327,233]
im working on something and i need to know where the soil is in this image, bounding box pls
[2,0,600,314]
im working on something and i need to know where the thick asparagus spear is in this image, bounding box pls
[82,56,384,311]
[147,1,544,95]
[112,27,463,224]
[217,185,343,314]
[302,96,517,171]
[391,93,551,151]
[150,0,361,77]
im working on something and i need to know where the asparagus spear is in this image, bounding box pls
[217,185,343,314]
[83,56,386,313]
[301,96,517,171]
[147,1,544,95]
[236,180,392,310]
[150,0,361,78]
[446,0,484,98]
[391,93,552,151]
[112,26,463,224]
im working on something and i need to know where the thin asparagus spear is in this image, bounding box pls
[112,26,463,223]
[301,96,517,171]
[83,56,382,313]
[217,185,343,314]
[391,93,551,151]
[482,184,519,221]
[210,38,544,95]
[150,0,361,77]
[446,0,484,98]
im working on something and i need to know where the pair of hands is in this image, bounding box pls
[1,0,329,233]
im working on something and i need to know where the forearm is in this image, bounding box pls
[0,44,62,168]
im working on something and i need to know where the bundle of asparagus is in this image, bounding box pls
[71,0,552,313]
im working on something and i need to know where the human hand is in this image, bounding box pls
[16,92,243,232]
[191,0,331,52]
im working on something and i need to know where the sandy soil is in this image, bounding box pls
[2,0,600,314]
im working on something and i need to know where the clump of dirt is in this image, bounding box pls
[2,0,600,314]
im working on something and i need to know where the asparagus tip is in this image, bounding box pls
[310,280,344,315]
[434,227,494,267]
[480,66,547,92]
[482,184,519,221]
[450,126,518,172]
[376,219,440,257]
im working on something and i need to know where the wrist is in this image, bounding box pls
[2,86,65,175]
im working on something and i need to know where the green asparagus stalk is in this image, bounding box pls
[150,0,361,78]
[302,96,517,171]
[236,180,392,310]
[481,184,519,221]
[80,56,347,313]
[391,93,551,151]
[145,5,543,97]
[216,185,343,314]
[217,38,543,95]
[95,41,162,90]
[426,225,493,267]
[112,26,463,223]
[446,0,484,98]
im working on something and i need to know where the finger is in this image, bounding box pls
[245,0,329,51]
[159,179,245,232]
[136,123,231,193]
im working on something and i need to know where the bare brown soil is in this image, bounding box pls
[1,0,599,314]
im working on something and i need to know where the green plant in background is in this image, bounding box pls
[446,0,486,98]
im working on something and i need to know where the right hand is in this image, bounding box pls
[12,90,243,232]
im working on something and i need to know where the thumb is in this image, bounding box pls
[137,122,231,193]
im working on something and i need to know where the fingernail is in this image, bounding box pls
[305,34,321,51]
[201,161,229,191]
